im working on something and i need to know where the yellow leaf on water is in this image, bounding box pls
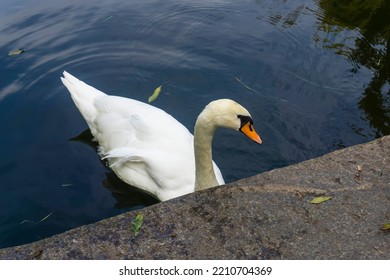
[8,49,24,56]
[310,196,332,204]
[148,85,162,103]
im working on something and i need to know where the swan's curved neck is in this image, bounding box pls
[194,110,219,191]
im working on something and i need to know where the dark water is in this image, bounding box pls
[0,0,389,249]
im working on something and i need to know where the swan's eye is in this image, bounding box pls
[237,115,253,128]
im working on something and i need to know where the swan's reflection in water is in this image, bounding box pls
[103,171,159,209]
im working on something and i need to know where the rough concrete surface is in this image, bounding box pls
[0,136,389,259]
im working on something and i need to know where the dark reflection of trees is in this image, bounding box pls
[258,0,390,137]
[317,0,390,137]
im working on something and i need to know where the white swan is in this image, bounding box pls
[61,71,262,201]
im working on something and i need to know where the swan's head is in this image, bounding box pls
[200,99,262,144]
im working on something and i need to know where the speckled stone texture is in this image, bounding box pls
[0,136,389,259]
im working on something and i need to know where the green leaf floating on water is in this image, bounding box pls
[310,196,332,204]
[131,213,144,236]
[382,223,390,231]
[8,49,25,56]
[148,85,162,103]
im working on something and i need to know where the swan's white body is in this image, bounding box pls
[61,71,261,201]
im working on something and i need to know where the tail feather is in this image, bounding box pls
[61,71,106,130]
[102,147,145,167]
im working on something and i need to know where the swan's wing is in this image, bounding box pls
[93,95,193,153]
[91,96,197,199]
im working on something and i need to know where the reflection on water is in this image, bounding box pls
[316,0,390,137]
[70,129,159,209]
[257,0,390,137]
[259,0,390,137]
[0,0,389,249]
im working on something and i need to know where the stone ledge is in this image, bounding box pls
[0,136,389,259]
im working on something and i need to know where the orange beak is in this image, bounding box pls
[240,121,262,144]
